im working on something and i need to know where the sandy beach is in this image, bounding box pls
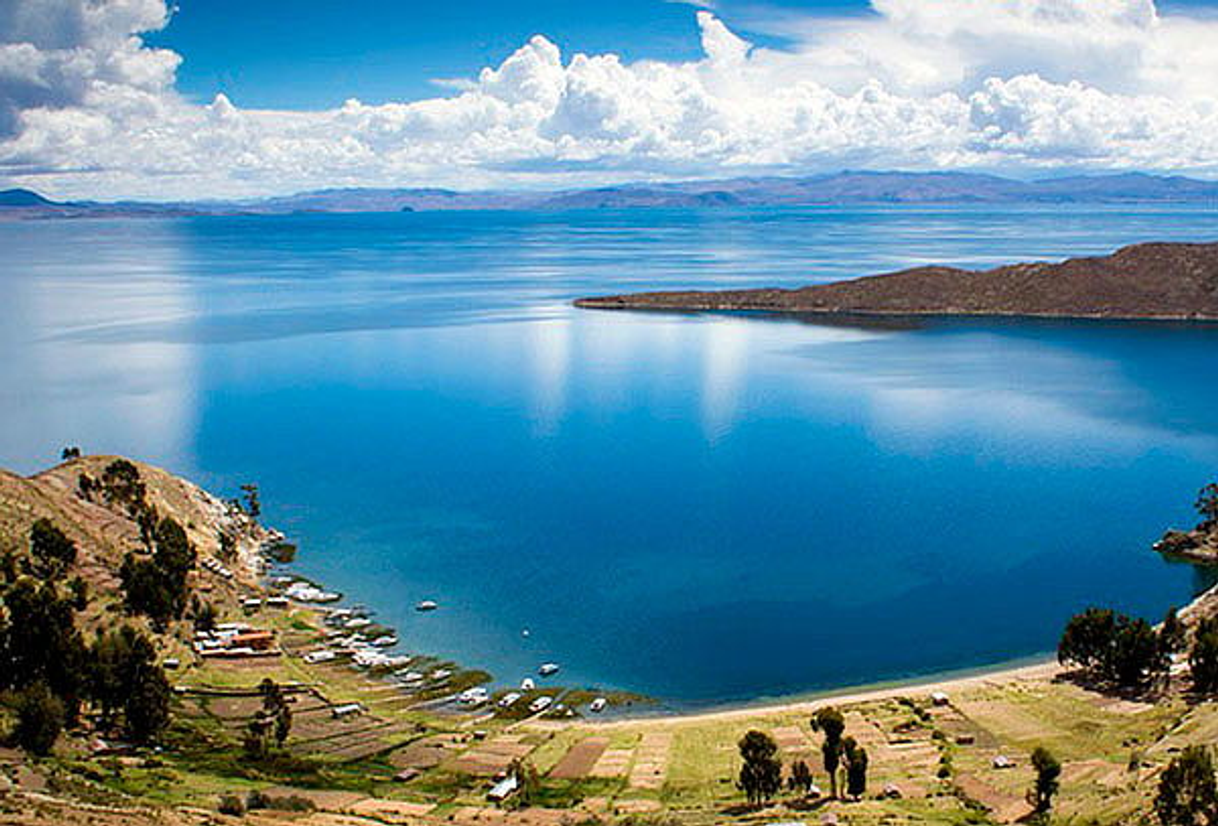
[592,659,1061,728]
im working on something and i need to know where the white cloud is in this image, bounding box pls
[2,0,1218,199]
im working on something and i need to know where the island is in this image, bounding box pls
[575,241,1218,322]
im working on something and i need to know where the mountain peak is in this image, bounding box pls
[0,188,55,207]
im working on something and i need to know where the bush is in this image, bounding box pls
[1156,746,1218,826]
[14,681,65,756]
[218,794,245,816]
[29,518,77,579]
[1192,617,1218,694]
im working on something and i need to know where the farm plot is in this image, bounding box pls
[628,731,672,790]
[548,737,610,780]
[447,734,536,776]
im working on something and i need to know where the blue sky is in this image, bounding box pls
[148,0,871,109]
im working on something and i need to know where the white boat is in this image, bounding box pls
[529,696,553,713]
[520,678,536,691]
[498,691,522,708]
[589,697,607,713]
[538,662,560,677]
[344,617,372,629]
[370,635,398,647]
[431,669,452,681]
[415,600,439,612]
[304,650,337,664]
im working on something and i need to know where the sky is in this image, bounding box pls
[4,0,1218,200]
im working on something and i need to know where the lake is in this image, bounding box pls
[3,205,1218,706]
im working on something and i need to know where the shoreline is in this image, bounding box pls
[574,301,1218,326]
[599,658,1061,728]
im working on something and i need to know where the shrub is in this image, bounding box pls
[218,794,245,816]
[14,681,65,756]
[1156,746,1218,826]
[29,519,77,579]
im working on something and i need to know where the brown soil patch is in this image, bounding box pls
[1062,758,1131,789]
[549,737,609,779]
[955,773,1030,824]
[261,787,366,811]
[589,748,633,778]
[448,737,535,776]
[348,798,436,823]
[628,731,672,790]
[390,734,464,770]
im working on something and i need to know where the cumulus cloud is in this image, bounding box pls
[2,0,1218,199]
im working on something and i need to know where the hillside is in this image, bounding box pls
[575,241,1218,321]
[3,456,1218,826]
[0,455,266,633]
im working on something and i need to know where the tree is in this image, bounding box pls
[124,662,171,744]
[0,578,88,720]
[1156,746,1218,826]
[240,483,261,519]
[61,446,81,460]
[1197,483,1218,529]
[1110,615,1168,687]
[1059,607,1116,672]
[90,625,158,726]
[813,707,846,798]
[1030,746,1062,814]
[843,737,869,800]
[789,759,813,794]
[1058,607,1168,688]
[14,681,65,756]
[737,730,782,806]
[120,517,196,626]
[29,518,77,579]
[259,677,292,747]
[100,459,147,515]
[1192,617,1218,694]
[1163,607,1188,656]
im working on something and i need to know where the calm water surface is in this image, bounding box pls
[3,206,1218,705]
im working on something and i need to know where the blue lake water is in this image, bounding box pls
[2,205,1218,706]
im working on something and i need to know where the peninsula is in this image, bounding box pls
[575,241,1218,322]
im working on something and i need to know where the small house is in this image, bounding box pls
[487,774,519,803]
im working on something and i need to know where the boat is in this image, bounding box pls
[538,662,560,677]
[370,634,398,647]
[498,691,522,708]
[589,697,607,713]
[415,600,439,612]
[520,678,535,691]
[529,696,553,713]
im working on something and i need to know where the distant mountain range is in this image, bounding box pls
[4,171,1218,219]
